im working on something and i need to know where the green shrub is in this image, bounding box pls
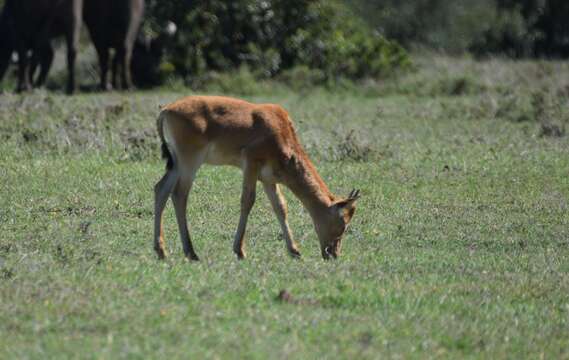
[144,0,411,83]
[286,3,411,79]
[347,0,569,57]
[189,65,272,96]
[277,66,326,91]
[469,5,534,57]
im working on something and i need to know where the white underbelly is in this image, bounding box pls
[204,142,240,166]
[259,164,276,182]
[204,143,277,182]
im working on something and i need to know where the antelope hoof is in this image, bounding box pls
[185,252,200,262]
[288,248,302,259]
[234,249,246,260]
[154,245,167,260]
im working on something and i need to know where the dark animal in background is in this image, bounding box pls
[1,0,169,92]
[83,0,144,90]
[0,0,82,94]
[131,21,177,88]
[0,5,14,84]
[0,5,48,90]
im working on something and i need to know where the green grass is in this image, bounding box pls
[1,60,569,358]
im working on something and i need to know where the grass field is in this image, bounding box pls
[1,58,569,358]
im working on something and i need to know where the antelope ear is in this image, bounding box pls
[334,189,361,217]
[347,189,361,203]
[335,198,358,209]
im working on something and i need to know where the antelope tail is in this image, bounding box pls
[156,111,174,170]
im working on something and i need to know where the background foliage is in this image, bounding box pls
[143,0,410,84]
[2,0,569,89]
[348,0,569,57]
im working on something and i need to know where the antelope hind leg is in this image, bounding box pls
[153,168,179,259]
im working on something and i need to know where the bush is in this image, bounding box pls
[194,65,262,96]
[347,0,569,58]
[469,3,535,58]
[277,66,326,91]
[286,2,410,79]
[144,0,411,83]
[347,0,497,53]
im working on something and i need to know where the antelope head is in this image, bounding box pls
[316,189,361,259]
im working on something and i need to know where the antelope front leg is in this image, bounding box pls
[233,160,258,259]
[263,183,301,258]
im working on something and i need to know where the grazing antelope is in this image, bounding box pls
[154,96,360,260]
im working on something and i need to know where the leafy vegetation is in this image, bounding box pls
[349,0,569,57]
[143,0,410,83]
[1,57,568,358]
